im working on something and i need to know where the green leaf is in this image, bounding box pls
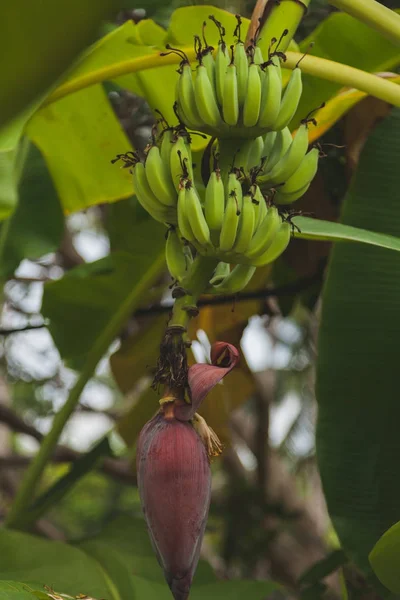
[0,0,123,129]
[26,85,133,213]
[369,521,400,593]
[42,231,165,362]
[0,581,43,600]
[299,550,347,585]
[0,530,117,599]
[0,150,19,221]
[293,11,400,126]
[316,108,400,575]
[293,216,400,252]
[0,144,64,278]
[190,580,279,599]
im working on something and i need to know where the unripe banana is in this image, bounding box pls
[166,228,190,280]
[273,181,310,205]
[272,67,303,131]
[195,64,221,128]
[170,135,193,191]
[234,42,249,107]
[215,42,230,106]
[133,162,177,224]
[222,63,239,126]
[145,145,177,207]
[211,264,257,294]
[209,261,231,285]
[160,129,174,173]
[245,205,281,259]
[219,173,242,252]
[251,221,291,266]
[185,183,211,247]
[177,185,196,243]
[278,147,319,194]
[202,49,216,88]
[234,193,256,254]
[259,122,309,186]
[252,184,267,230]
[178,63,203,129]
[261,127,293,174]
[247,136,264,170]
[253,45,264,65]
[258,58,282,129]
[204,169,225,234]
[262,130,277,159]
[243,63,262,128]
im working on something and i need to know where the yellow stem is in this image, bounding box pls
[42,47,400,111]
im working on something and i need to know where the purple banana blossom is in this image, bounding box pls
[137,341,239,600]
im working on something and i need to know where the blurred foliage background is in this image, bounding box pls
[0,0,400,599]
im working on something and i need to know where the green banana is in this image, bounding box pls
[251,184,267,230]
[274,181,310,205]
[279,147,319,194]
[204,169,225,234]
[253,45,264,65]
[243,62,262,128]
[222,63,239,126]
[211,264,256,293]
[185,183,211,247]
[209,261,231,285]
[133,162,177,224]
[145,145,177,207]
[195,64,221,128]
[262,130,277,160]
[251,222,291,266]
[258,58,282,129]
[234,42,249,107]
[245,205,281,259]
[177,185,196,243]
[202,48,215,86]
[166,228,191,280]
[160,129,174,174]
[215,42,230,106]
[261,127,293,174]
[178,63,203,129]
[260,121,309,185]
[247,136,264,170]
[272,67,302,131]
[219,172,242,252]
[234,193,256,254]
[170,135,193,191]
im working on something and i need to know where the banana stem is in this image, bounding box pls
[285,52,400,107]
[256,0,312,53]
[217,138,252,182]
[169,255,218,329]
[5,254,165,530]
[329,0,400,46]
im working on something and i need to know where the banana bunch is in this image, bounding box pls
[131,128,195,225]
[175,167,291,269]
[170,16,303,138]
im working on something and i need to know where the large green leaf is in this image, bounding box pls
[292,216,400,252]
[369,521,400,593]
[316,108,400,576]
[293,11,400,125]
[0,149,19,221]
[0,530,116,599]
[0,0,121,129]
[26,85,133,213]
[0,581,40,600]
[0,144,64,278]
